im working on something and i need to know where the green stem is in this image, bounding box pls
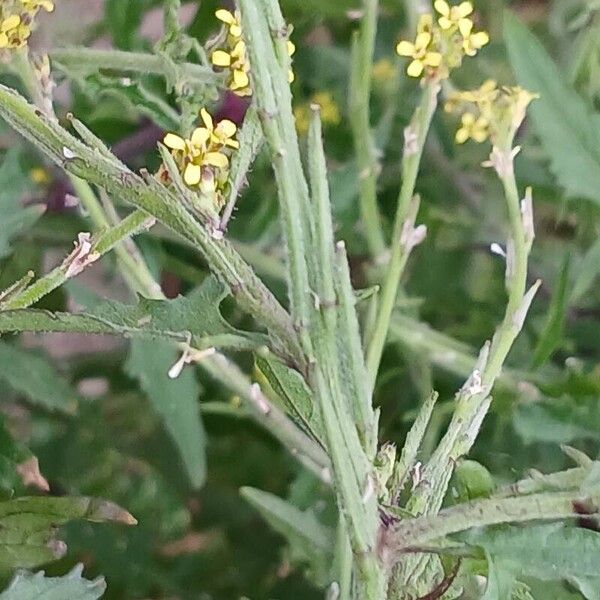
[388,490,600,555]
[0,83,303,367]
[392,145,538,589]
[2,211,153,310]
[366,80,440,385]
[349,0,386,260]
[203,353,331,480]
[50,47,219,86]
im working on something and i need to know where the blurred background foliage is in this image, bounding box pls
[1,0,600,597]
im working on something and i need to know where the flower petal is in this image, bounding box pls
[200,108,213,131]
[455,128,469,144]
[1,15,20,33]
[471,31,490,48]
[396,40,415,57]
[424,52,442,67]
[434,0,450,17]
[211,50,232,67]
[184,163,202,185]
[191,127,210,147]
[287,40,296,56]
[406,59,424,78]
[205,152,229,168]
[163,133,186,150]
[457,2,474,17]
[438,16,453,29]
[459,19,473,37]
[232,69,250,89]
[215,9,235,25]
[216,119,237,139]
[415,31,432,50]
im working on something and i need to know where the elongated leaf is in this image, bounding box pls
[504,11,600,205]
[126,339,206,489]
[240,487,334,586]
[0,150,41,260]
[532,255,570,367]
[0,277,265,352]
[0,496,136,571]
[482,553,517,600]
[463,523,600,581]
[571,236,600,304]
[0,564,105,599]
[254,354,324,444]
[0,342,77,414]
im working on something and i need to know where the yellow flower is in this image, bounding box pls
[198,108,240,150]
[372,58,396,84]
[215,8,242,39]
[21,0,55,13]
[163,110,239,192]
[0,14,31,49]
[212,39,252,96]
[434,0,473,30]
[455,112,489,143]
[312,91,341,126]
[459,19,489,56]
[396,31,442,78]
[287,40,296,84]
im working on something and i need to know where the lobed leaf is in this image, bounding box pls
[0,564,105,599]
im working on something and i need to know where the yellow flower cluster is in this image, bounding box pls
[210,9,296,97]
[0,0,54,49]
[445,79,538,146]
[163,108,239,203]
[396,1,489,79]
[294,91,341,135]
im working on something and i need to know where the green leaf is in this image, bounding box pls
[514,397,600,444]
[0,277,266,352]
[0,496,136,571]
[240,487,334,586]
[254,354,324,444]
[463,523,600,582]
[571,236,600,304]
[532,255,571,367]
[504,11,600,205]
[482,553,517,600]
[126,339,206,489]
[0,564,105,599]
[0,150,42,260]
[0,342,78,414]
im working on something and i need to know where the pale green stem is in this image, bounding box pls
[392,145,537,588]
[2,211,153,310]
[349,0,386,260]
[366,80,440,385]
[49,47,220,86]
[388,490,600,555]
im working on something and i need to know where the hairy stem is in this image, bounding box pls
[349,0,386,260]
[366,80,440,385]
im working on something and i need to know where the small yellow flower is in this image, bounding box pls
[198,108,240,150]
[215,8,242,39]
[294,91,341,135]
[455,112,489,143]
[22,0,55,13]
[434,0,473,30]
[396,31,442,78]
[287,40,296,84]
[162,107,239,201]
[459,19,489,56]
[0,14,31,49]
[212,39,252,96]
[372,58,396,85]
